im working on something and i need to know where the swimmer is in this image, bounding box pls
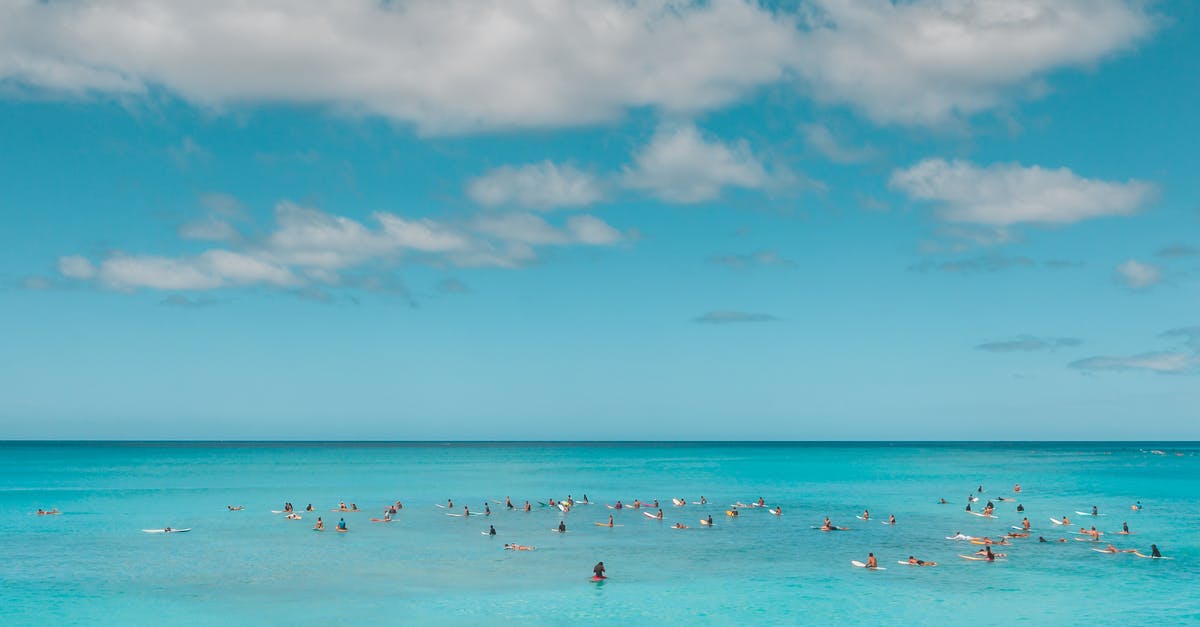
[1016,504,1024,512]
[939,498,948,504]
[908,555,937,566]
[1014,484,1021,493]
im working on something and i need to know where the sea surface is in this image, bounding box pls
[1,442,1197,625]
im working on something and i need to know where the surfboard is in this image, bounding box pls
[850,560,885,570]
[1076,511,1106,516]
[1050,517,1066,525]
[946,535,974,540]
[855,515,868,520]
[481,531,496,536]
[1074,537,1098,542]
[967,511,996,518]
[1091,548,1119,554]
[769,509,782,515]
[700,519,714,526]
[335,528,348,533]
[959,555,991,561]
[642,512,662,519]
[369,518,393,523]
[551,528,568,533]
[1132,553,1172,559]
[143,528,190,533]
[897,561,937,566]
[594,522,624,527]
[591,575,606,582]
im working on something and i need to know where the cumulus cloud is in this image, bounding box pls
[976,335,1082,352]
[0,0,798,134]
[694,310,779,324]
[800,123,878,164]
[467,162,603,210]
[58,200,625,292]
[795,0,1156,125]
[623,125,772,203]
[1069,352,1196,374]
[708,250,793,269]
[1115,259,1162,290]
[890,159,1157,227]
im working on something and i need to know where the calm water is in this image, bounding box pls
[1,442,1197,625]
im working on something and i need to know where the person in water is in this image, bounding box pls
[908,555,935,566]
[524,501,531,512]
[887,514,896,525]
[865,553,878,568]
[606,515,614,527]
[558,521,566,533]
[615,500,623,509]
[861,509,869,520]
[306,504,314,512]
[1022,517,1031,530]
[939,498,948,504]
[505,544,534,551]
[1013,484,1021,493]
[314,517,324,530]
[464,506,470,517]
[706,515,714,526]
[506,497,514,510]
[1150,544,1161,558]
[1016,504,1024,512]
[337,518,347,531]
[700,496,707,504]
[965,503,972,512]
[1092,505,1099,516]
[448,499,454,509]
[1122,522,1130,533]
[672,522,688,529]
[485,503,491,516]
[488,525,496,536]
[655,509,664,520]
[593,561,606,578]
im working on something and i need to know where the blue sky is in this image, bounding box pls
[1,0,1197,439]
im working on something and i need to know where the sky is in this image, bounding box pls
[0,0,1197,440]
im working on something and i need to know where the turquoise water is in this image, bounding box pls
[1,442,1197,625]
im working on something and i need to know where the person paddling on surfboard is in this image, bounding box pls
[593,561,606,579]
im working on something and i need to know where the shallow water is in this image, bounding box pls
[2,442,1197,624]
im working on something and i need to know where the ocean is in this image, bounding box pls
[1,442,1196,625]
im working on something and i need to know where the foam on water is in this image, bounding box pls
[1,442,1197,624]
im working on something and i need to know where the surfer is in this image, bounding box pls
[338,502,346,511]
[350,503,359,512]
[1022,517,1031,530]
[965,503,972,512]
[861,509,869,521]
[1016,504,1024,512]
[866,553,878,569]
[314,517,324,530]
[615,500,623,509]
[1102,543,1119,553]
[558,521,567,533]
[976,546,996,561]
[978,485,984,493]
[305,504,313,512]
[606,515,614,527]
[505,544,534,551]
[1014,484,1021,493]
[593,561,606,579]
[939,498,948,504]
[908,556,936,566]
[1132,501,1142,511]
[887,514,896,525]
[448,499,454,510]
[582,494,590,504]
[705,514,714,526]
[506,497,514,510]
[757,497,765,507]
[1151,544,1161,558]
[700,496,707,504]
[337,518,347,531]
[1062,515,1071,526]
[672,522,688,529]
[227,505,243,511]
[485,503,491,516]
[1121,522,1130,533]
[488,525,496,536]
[655,509,663,520]
[524,501,532,512]
[464,506,471,517]
[1092,505,1099,516]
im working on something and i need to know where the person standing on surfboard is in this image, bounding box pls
[593,562,606,579]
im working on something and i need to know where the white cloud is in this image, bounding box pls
[1069,352,1196,374]
[57,255,96,280]
[890,159,1156,226]
[800,123,877,163]
[623,125,771,203]
[795,0,1156,125]
[467,162,603,210]
[0,0,798,134]
[1115,259,1162,290]
[60,201,624,292]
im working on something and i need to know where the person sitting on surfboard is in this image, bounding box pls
[757,497,765,507]
[705,515,714,526]
[615,500,623,509]
[1122,522,1130,533]
[524,501,531,512]
[1062,515,1070,525]
[861,509,869,520]
[700,496,707,504]
[1016,504,1024,512]
[558,521,566,533]
[866,553,878,568]
[506,497,514,510]
[337,518,347,531]
[655,509,663,519]
[1151,544,1161,557]
[593,561,606,579]
[314,517,324,530]
[887,514,896,525]
[1022,517,1031,530]
[464,506,470,517]
[1092,505,1099,516]
[485,503,491,516]
[488,525,496,536]
[605,515,614,527]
